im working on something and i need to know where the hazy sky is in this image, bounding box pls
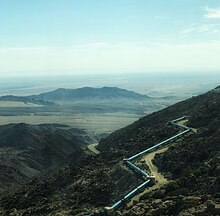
[0,0,220,76]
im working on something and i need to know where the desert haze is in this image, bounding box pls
[0,0,220,215]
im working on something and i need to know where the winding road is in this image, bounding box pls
[127,147,170,207]
[145,147,169,187]
[87,143,100,155]
[106,116,193,213]
[88,116,196,215]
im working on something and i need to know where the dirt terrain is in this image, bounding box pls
[145,147,169,188]
[0,86,219,215]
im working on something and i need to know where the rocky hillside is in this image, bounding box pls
[99,85,220,215]
[0,86,219,215]
[98,86,220,153]
[0,123,88,194]
[0,153,141,216]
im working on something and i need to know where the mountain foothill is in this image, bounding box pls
[0,86,219,215]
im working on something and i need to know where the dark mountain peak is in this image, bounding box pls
[0,86,150,104]
[213,85,220,92]
[13,122,33,129]
[102,86,119,90]
[55,87,66,91]
[31,86,149,101]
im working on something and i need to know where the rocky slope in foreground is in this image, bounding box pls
[0,124,88,194]
[0,86,219,215]
[99,86,220,215]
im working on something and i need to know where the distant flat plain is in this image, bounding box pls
[0,98,170,134]
[0,73,219,136]
[0,113,138,134]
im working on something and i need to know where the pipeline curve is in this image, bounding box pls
[89,116,192,215]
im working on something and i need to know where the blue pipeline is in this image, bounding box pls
[125,160,149,177]
[111,179,151,210]
[111,200,123,209]
[94,117,191,214]
[172,122,189,130]
[135,179,151,191]
[171,116,187,123]
[128,128,190,161]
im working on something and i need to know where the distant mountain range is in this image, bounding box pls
[0,95,55,106]
[34,86,149,100]
[0,87,149,105]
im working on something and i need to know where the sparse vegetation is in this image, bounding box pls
[0,86,219,215]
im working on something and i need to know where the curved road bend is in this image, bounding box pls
[127,147,170,207]
[87,143,100,155]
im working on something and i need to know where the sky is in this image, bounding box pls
[0,0,220,76]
